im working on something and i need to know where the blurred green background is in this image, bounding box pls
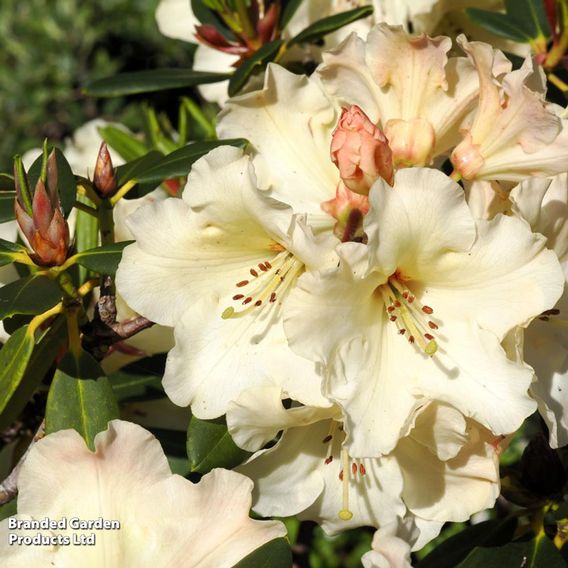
[0,0,193,170]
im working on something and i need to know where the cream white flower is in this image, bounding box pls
[116,145,336,416]
[451,38,568,181]
[361,518,418,568]
[283,167,563,456]
[509,174,568,448]
[0,420,286,567]
[228,386,498,538]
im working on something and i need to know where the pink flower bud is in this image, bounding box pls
[321,182,369,242]
[331,105,393,195]
[450,133,486,180]
[94,143,118,197]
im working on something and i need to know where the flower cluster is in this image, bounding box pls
[114,22,568,558]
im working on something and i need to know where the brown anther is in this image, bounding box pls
[269,292,277,303]
[233,294,244,300]
[422,305,434,314]
[394,300,401,307]
[265,260,272,269]
[408,335,415,344]
[237,280,249,287]
[339,470,344,481]
[258,263,268,271]
[322,435,332,443]
[250,269,259,277]
[255,300,262,307]
[325,456,333,465]
[390,316,397,322]
[399,329,406,335]
[402,291,409,299]
[243,297,253,305]
[542,308,560,316]
[359,464,366,476]
[424,333,434,340]
[428,321,438,330]
[351,463,357,475]
[540,316,550,321]
[387,305,395,313]
[408,296,415,303]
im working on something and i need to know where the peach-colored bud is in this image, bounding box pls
[331,105,393,195]
[321,182,369,241]
[383,118,436,167]
[450,133,486,180]
[94,143,118,197]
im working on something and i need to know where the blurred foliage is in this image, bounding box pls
[0,0,193,170]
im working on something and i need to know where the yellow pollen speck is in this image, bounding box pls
[338,510,353,521]
[425,339,438,356]
[221,307,235,319]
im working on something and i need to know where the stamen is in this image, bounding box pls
[233,294,244,300]
[250,269,259,277]
[236,280,249,287]
[338,449,353,521]
[359,463,366,476]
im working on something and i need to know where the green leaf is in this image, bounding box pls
[0,174,15,192]
[280,0,303,30]
[191,0,238,41]
[130,138,249,185]
[187,415,250,474]
[86,69,232,97]
[228,40,283,97]
[0,500,17,522]
[27,148,76,217]
[109,370,163,402]
[418,518,517,568]
[73,194,99,285]
[97,125,148,162]
[149,427,187,458]
[0,239,28,267]
[0,317,67,431]
[0,276,61,320]
[233,538,292,568]
[0,191,16,223]
[45,349,119,450]
[0,326,35,416]
[467,0,550,44]
[288,6,374,46]
[72,241,133,277]
[115,150,164,199]
[458,534,565,567]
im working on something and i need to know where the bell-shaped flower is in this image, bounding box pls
[228,386,499,539]
[315,24,499,167]
[116,146,336,417]
[509,174,568,448]
[0,420,286,567]
[451,37,568,181]
[284,167,564,456]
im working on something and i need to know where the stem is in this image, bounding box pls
[0,421,45,505]
[76,181,101,206]
[73,200,98,217]
[548,72,568,92]
[27,303,64,337]
[78,278,99,297]
[110,179,137,205]
[545,30,568,69]
[65,306,82,357]
[98,199,115,246]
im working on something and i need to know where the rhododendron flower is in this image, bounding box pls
[509,174,568,448]
[0,421,286,567]
[227,387,499,538]
[361,518,420,568]
[451,38,568,181]
[284,167,563,456]
[117,146,336,416]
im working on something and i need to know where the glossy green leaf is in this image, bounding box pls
[0,317,67,431]
[149,427,187,458]
[97,125,148,162]
[458,534,565,567]
[0,275,61,320]
[467,0,550,44]
[45,349,119,450]
[187,415,250,474]
[86,69,232,97]
[109,370,163,402]
[72,241,133,277]
[228,40,283,97]
[0,191,16,223]
[130,138,249,185]
[288,5,374,46]
[0,239,28,267]
[27,147,76,217]
[280,0,303,29]
[233,538,292,568]
[418,518,517,568]
[73,194,99,285]
[0,326,35,416]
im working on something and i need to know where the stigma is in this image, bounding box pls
[221,250,304,319]
[377,274,440,356]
